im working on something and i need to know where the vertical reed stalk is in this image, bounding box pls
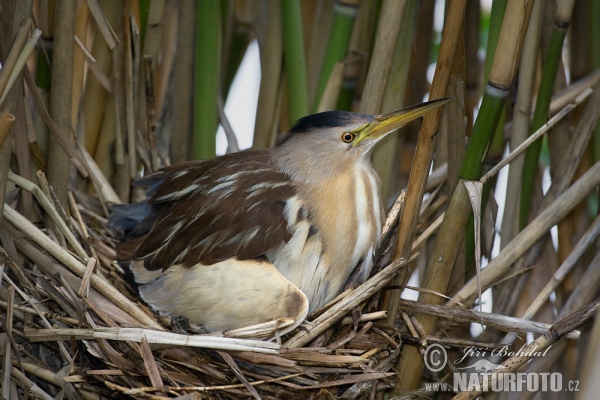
[281,0,310,121]
[171,0,195,163]
[194,0,221,159]
[374,0,418,201]
[500,0,543,248]
[47,0,75,209]
[385,0,467,328]
[520,0,576,229]
[313,0,359,112]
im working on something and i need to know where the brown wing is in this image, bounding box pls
[112,150,295,271]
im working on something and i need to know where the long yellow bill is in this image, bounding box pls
[353,98,451,146]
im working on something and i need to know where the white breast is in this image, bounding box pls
[272,164,383,312]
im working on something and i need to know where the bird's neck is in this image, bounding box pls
[272,145,372,185]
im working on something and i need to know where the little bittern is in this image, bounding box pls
[110,99,448,335]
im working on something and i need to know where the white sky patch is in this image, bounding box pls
[216,40,261,155]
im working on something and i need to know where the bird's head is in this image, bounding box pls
[275,99,450,182]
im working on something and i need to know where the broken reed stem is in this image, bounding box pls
[3,274,73,364]
[394,0,535,392]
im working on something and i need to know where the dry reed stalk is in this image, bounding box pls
[2,273,73,363]
[518,253,600,387]
[360,0,407,199]
[578,309,600,399]
[22,67,87,176]
[78,145,121,205]
[374,0,418,201]
[170,0,195,163]
[452,299,599,399]
[124,9,138,180]
[487,77,600,321]
[1,287,14,399]
[25,327,281,353]
[549,70,600,114]
[0,28,41,104]
[443,47,466,200]
[93,94,118,184]
[140,0,165,67]
[253,0,283,149]
[85,0,117,49]
[358,0,406,115]
[71,0,89,132]
[9,368,53,400]
[81,1,116,156]
[47,0,75,208]
[111,25,128,200]
[217,90,240,154]
[316,62,344,112]
[385,0,467,327]
[306,0,335,104]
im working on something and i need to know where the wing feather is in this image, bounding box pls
[111,150,295,271]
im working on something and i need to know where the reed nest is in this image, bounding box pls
[0,180,423,399]
[2,175,596,399]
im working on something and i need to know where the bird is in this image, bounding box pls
[109,99,448,336]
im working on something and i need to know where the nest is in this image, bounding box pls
[3,165,597,400]
[1,177,422,399]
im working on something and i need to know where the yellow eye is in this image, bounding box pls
[341,132,355,143]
